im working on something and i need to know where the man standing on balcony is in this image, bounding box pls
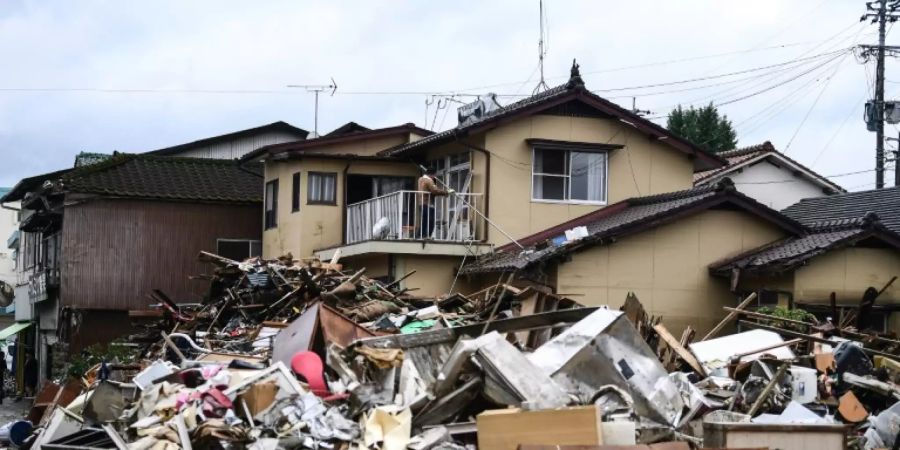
[417,167,453,239]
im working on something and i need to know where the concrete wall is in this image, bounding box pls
[725,161,829,210]
[481,115,695,246]
[262,157,419,258]
[554,209,787,333]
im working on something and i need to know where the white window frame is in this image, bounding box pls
[531,147,608,205]
[307,172,338,205]
[216,239,262,261]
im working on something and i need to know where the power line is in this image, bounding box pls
[587,49,850,94]
[667,23,870,111]
[810,93,867,167]
[784,52,851,152]
[733,53,849,132]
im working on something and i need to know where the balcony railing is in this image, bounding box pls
[346,190,484,244]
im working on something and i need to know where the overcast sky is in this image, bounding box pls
[0,0,895,192]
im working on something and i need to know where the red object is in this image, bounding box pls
[290,351,329,397]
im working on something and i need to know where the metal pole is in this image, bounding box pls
[896,131,900,186]
[876,0,887,189]
[314,90,320,137]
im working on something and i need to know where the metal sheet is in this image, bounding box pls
[272,303,376,368]
[60,198,261,310]
[689,329,795,376]
[527,308,684,426]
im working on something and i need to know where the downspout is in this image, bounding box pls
[454,138,491,242]
[342,161,351,244]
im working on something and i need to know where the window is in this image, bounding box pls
[217,239,262,262]
[22,232,42,270]
[308,172,337,205]
[291,172,301,212]
[532,147,607,203]
[265,180,278,229]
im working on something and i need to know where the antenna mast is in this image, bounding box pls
[533,0,550,94]
[287,78,338,137]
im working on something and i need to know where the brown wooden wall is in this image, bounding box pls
[60,198,261,310]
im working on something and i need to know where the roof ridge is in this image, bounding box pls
[807,212,881,231]
[628,178,729,206]
[719,141,775,157]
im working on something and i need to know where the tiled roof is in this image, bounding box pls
[783,186,900,234]
[377,66,725,171]
[62,154,262,203]
[693,141,844,192]
[709,213,900,275]
[461,179,804,274]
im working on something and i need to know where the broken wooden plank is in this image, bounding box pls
[653,323,707,377]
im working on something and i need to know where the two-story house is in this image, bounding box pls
[245,63,728,297]
[249,62,900,334]
[1,154,264,387]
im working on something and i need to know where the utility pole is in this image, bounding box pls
[287,78,337,137]
[862,1,900,188]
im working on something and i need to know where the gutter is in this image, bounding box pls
[1,203,19,212]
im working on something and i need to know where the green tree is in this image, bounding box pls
[667,103,738,153]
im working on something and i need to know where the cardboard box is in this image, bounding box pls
[237,381,279,417]
[476,405,603,450]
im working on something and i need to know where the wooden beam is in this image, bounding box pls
[747,363,790,416]
[653,323,707,377]
[701,292,756,341]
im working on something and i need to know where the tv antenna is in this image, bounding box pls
[287,78,338,137]
[533,0,550,94]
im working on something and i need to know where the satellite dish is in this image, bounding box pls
[0,281,13,308]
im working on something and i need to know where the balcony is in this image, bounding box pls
[346,190,485,244]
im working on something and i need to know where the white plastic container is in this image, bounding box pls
[790,366,818,404]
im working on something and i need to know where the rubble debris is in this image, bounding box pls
[8,252,900,449]
[528,308,684,427]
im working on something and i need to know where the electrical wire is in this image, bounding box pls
[784,52,851,152]
[735,53,848,134]
[810,96,868,169]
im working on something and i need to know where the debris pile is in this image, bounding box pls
[8,253,900,449]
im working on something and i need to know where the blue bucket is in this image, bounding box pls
[9,420,33,446]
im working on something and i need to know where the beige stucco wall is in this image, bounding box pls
[554,209,787,334]
[394,254,472,297]
[308,134,410,156]
[262,157,418,258]
[482,115,695,246]
[793,247,900,304]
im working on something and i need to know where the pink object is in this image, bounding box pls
[290,351,329,396]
